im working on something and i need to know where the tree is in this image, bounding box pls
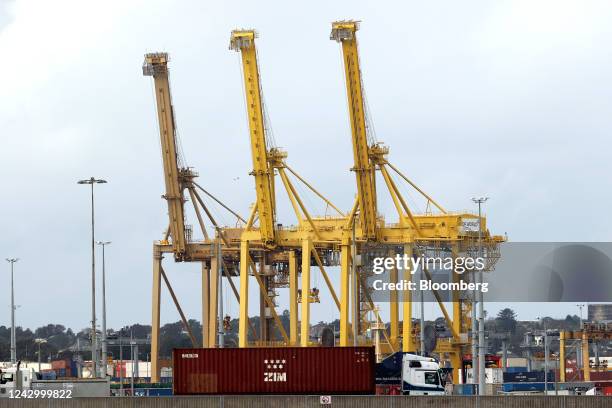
[496,308,517,334]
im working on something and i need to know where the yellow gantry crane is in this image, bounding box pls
[329,20,504,379]
[144,53,252,382]
[144,22,504,385]
[229,29,349,348]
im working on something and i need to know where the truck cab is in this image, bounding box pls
[401,354,445,395]
[0,365,35,397]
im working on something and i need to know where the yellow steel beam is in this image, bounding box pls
[160,266,198,347]
[278,168,321,239]
[380,164,420,233]
[311,248,341,310]
[208,254,219,347]
[402,244,415,352]
[284,164,345,216]
[379,164,408,226]
[143,53,187,256]
[245,205,257,231]
[582,331,590,382]
[356,272,395,353]
[230,30,276,245]
[422,266,460,341]
[390,259,399,349]
[201,263,210,348]
[238,240,250,347]
[300,239,313,346]
[277,165,304,227]
[340,238,351,346]
[289,251,299,345]
[331,21,378,239]
[386,162,447,214]
[188,188,209,240]
[151,251,162,383]
[191,189,230,247]
[192,181,247,223]
[560,331,566,382]
[451,244,463,337]
[248,258,289,344]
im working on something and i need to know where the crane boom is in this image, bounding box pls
[331,21,378,240]
[143,52,188,257]
[230,30,276,245]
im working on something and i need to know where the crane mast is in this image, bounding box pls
[143,53,188,258]
[331,21,378,240]
[230,30,278,246]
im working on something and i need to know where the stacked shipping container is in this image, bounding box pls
[173,347,375,395]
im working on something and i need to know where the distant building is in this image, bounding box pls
[588,304,612,322]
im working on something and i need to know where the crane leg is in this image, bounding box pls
[289,251,298,345]
[151,250,162,383]
[559,331,566,382]
[582,331,590,381]
[238,240,250,347]
[451,244,463,382]
[390,259,399,349]
[300,239,312,346]
[208,256,219,347]
[340,241,350,346]
[402,244,414,352]
[201,262,210,348]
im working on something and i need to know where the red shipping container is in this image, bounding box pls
[589,371,612,381]
[173,347,375,395]
[115,361,127,378]
[51,359,69,370]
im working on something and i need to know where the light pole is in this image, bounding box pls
[34,338,47,373]
[576,304,585,329]
[96,240,111,377]
[6,258,18,364]
[538,317,549,394]
[576,304,585,371]
[78,177,107,378]
[472,196,488,395]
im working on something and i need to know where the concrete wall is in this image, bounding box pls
[0,396,610,408]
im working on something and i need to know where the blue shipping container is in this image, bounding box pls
[455,384,477,395]
[505,367,528,373]
[503,371,554,383]
[502,382,555,392]
[146,388,173,396]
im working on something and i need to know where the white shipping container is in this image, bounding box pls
[506,357,528,368]
[0,362,52,372]
[461,368,503,384]
[114,361,152,378]
[112,361,172,379]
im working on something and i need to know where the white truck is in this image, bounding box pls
[376,352,446,395]
[401,354,446,395]
[0,365,36,398]
[0,363,109,398]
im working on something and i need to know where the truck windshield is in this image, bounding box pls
[424,371,440,385]
[0,373,14,384]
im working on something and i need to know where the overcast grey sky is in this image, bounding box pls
[1,0,611,332]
